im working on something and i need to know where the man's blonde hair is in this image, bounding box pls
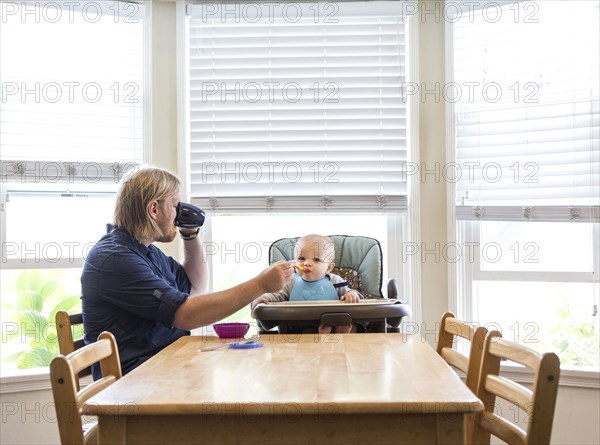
[113,166,180,241]
[296,234,335,262]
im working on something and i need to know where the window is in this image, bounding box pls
[184,0,411,212]
[181,1,415,319]
[462,220,599,368]
[449,1,599,368]
[0,0,148,373]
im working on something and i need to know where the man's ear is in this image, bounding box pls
[147,200,159,221]
[327,261,335,273]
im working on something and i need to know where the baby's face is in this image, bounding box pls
[294,239,334,282]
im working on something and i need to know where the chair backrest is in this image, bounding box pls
[269,235,384,298]
[436,311,488,393]
[50,331,122,445]
[56,311,91,380]
[472,332,560,445]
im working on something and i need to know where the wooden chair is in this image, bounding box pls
[56,311,91,383]
[472,332,560,445]
[50,331,122,445]
[436,311,488,393]
[56,311,85,356]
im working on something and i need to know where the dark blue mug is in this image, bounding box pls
[175,202,206,228]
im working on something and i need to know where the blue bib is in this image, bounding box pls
[289,275,339,302]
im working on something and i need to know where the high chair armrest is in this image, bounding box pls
[387,278,400,300]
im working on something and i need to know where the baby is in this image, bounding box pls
[252,234,363,333]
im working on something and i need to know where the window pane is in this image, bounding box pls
[0,268,83,374]
[0,1,145,164]
[474,281,599,368]
[479,221,595,272]
[187,1,410,208]
[4,194,114,261]
[453,1,600,207]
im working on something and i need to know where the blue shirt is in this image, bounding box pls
[81,228,191,379]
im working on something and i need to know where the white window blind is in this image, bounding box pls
[452,1,599,222]
[0,1,145,186]
[186,1,409,212]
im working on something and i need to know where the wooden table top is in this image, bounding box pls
[83,333,482,416]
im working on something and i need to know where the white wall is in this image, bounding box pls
[418,0,450,342]
[1,390,59,445]
[1,2,598,445]
[491,385,600,445]
[150,0,180,259]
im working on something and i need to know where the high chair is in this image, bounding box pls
[252,235,411,333]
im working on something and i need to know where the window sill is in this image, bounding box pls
[1,368,93,394]
[501,363,600,389]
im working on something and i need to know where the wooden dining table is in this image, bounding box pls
[82,333,482,445]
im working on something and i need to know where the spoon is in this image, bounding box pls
[198,335,260,352]
[288,260,306,271]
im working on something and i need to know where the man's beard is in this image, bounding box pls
[156,225,177,243]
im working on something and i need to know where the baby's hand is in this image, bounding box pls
[251,296,269,309]
[340,291,360,303]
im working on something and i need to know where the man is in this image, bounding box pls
[81,166,291,378]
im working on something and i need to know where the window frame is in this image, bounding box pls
[0,0,152,381]
[181,0,412,212]
[445,1,600,384]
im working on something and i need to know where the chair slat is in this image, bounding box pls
[82,422,98,445]
[69,312,84,324]
[77,376,117,404]
[444,317,477,342]
[480,412,527,445]
[68,338,113,375]
[488,337,541,370]
[485,374,533,414]
[441,347,469,374]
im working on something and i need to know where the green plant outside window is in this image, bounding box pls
[1,270,82,371]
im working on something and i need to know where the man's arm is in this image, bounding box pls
[172,260,292,330]
[251,280,294,308]
[180,232,209,295]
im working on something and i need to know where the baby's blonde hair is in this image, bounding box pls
[296,234,335,262]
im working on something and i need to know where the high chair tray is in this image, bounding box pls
[252,299,411,332]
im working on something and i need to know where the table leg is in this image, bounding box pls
[436,413,465,445]
[98,415,127,445]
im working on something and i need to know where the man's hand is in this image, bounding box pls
[340,291,360,303]
[256,260,293,294]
